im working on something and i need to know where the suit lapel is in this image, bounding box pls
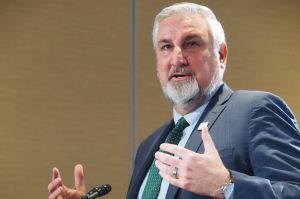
[186,84,233,152]
[166,84,233,199]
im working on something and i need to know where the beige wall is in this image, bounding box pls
[0,1,299,198]
[0,1,130,198]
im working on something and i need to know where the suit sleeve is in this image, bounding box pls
[232,93,300,199]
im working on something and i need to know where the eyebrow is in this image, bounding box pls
[157,39,172,46]
[158,33,203,44]
[157,33,205,48]
[184,34,203,41]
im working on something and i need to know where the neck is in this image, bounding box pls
[174,95,206,115]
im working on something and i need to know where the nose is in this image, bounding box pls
[171,46,187,67]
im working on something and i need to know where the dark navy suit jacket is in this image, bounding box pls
[127,84,300,199]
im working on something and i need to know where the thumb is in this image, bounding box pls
[74,164,85,192]
[201,127,218,155]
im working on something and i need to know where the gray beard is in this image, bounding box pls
[162,77,202,107]
[162,70,223,107]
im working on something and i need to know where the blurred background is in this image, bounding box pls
[0,0,299,198]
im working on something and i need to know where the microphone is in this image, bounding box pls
[80,184,112,199]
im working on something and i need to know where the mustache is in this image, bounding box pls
[168,66,194,81]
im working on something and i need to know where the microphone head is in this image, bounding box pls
[95,184,112,196]
[81,184,112,199]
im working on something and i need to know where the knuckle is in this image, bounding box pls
[185,155,194,165]
[173,147,179,154]
[185,165,194,173]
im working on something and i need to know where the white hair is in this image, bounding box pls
[152,2,226,52]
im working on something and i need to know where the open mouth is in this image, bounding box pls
[169,73,192,81]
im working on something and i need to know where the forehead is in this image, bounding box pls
[157,14,210,42]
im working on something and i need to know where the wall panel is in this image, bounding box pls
[0,1,130,198]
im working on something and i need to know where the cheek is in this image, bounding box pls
[192,60,213,88]
[156,58,171,86]
[195,72,209,89]
[156,65,168,87]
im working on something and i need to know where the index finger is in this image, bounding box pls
[48,177,63,194]
[160,143,192,158]
[52,167,61,180]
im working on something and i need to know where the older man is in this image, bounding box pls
[48,2,300,199]
[127,2,300,199]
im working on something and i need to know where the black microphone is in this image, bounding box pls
[80,184,112,199]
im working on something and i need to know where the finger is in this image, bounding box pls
[156,160,181,181]
[49,186,63,199]
[74,164,85,192]
[155,159,172,176]
[158,169,181,188]
[155,151,181,166]
[49,167,63,194]
[52,167,61,180]
[201,127,218,154]
[159,143,190,158]
[48,178,63,194]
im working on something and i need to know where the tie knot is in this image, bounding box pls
[165,117,189,145]
[174,117,189,132]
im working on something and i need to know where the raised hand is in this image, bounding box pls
[48,164,86,199]
[155,127,229,198]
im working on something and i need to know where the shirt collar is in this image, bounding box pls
[173,82,223,126]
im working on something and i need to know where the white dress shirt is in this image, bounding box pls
[138,101,209,199]
[137,83,235,199]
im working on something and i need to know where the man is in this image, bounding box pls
[48,2,300,199]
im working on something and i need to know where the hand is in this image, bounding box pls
[155,127,229,198]
[48,164,86,199]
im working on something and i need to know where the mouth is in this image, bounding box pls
[168,73,193,81]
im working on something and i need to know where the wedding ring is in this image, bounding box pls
[171,167,178,178]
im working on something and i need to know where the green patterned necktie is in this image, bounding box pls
[141,117,189,199]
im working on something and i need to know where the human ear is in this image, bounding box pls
[218,43,228,66]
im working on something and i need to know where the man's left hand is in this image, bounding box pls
[155,127,229,198]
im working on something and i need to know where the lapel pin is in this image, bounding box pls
[198,122,209,131]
